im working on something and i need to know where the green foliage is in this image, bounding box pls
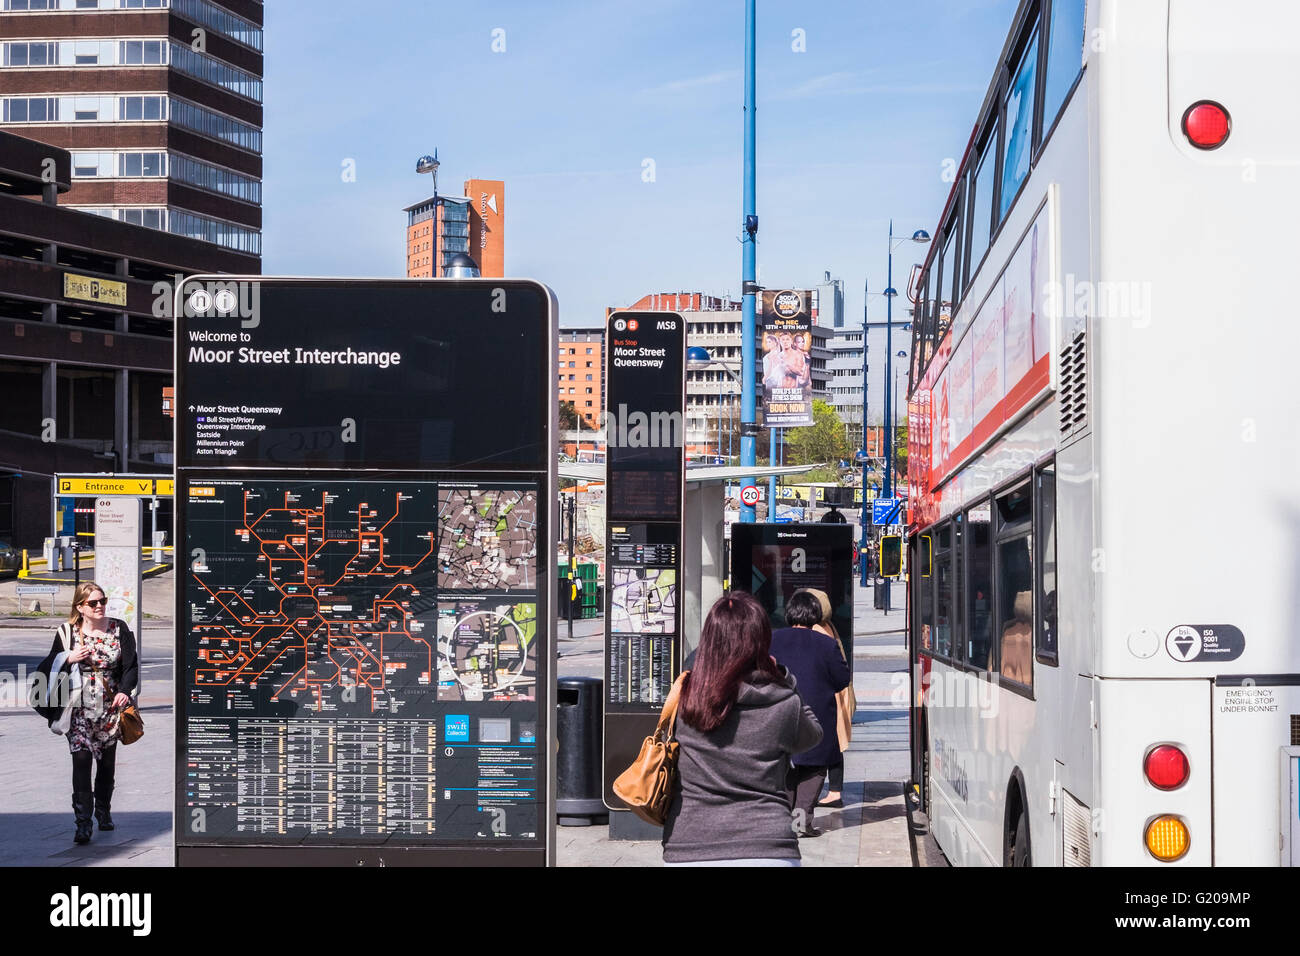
[784,399,850,467]
[558,402,579,430]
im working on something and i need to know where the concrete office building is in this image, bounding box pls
[1,0,264,257]
[864,306,914,427]
[0,130,259,549]
[622,292,747,460]
[814,271,845,329]
[827,322,866,449]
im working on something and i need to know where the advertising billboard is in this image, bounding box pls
[174,277,556,866]
[760,289,814,427]
[730,523,855,658]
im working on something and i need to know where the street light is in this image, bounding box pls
[878,222,929,606]
[738,0,759,522]
[688,344,744,471]
[885,225,929,503]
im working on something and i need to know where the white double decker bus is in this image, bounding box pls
[905,0,1300,866]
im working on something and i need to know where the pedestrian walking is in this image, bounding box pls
[792,588,856,809]
[45,581,138,844]
[770,590,852,836]
[662,591,822,866]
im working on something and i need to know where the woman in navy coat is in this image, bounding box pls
[769,589,852,836]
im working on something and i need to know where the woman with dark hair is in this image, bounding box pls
[45,581,138,844]
[662,591,822,866]
[771,590,852,835]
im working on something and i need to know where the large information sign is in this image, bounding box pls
[174,277,556,866]
[602,311,685,808]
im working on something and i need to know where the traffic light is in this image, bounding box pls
[880,535,902,577]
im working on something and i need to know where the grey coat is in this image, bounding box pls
[661,669,822,863]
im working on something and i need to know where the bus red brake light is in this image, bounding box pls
[1182,101,1230,150]
[1144,744,1190,790]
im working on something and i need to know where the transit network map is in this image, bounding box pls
[185,480,539,715]
[437,488,537,591]
[610,567,677,634]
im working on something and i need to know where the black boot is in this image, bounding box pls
[72,791,94,844]
[93,785,115,830]
[93,745,117,831]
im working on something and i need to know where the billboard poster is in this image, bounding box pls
[760,289,814,427]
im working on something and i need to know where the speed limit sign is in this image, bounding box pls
[740,485,760,507]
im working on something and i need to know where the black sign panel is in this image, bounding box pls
[177,280,549,471]
[602,311,685,808]
[605,312,686,521]
[730,523,855,658]
[174,278,555,866]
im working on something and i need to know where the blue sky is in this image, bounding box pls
[261,0,1020,327]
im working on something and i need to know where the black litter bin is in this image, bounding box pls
[556,676,607,826]
[873,580,887,609]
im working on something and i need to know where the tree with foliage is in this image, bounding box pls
[558,402,579,430]
[784,399,850,467]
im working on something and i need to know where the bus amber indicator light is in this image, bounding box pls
[1144,815,1190,862]
[1182,101,1231,150]
[1144,744,1190,790]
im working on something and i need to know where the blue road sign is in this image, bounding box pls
[873,498,902,525]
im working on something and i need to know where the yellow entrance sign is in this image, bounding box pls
[63,272,127,307]
[55,475,174,497]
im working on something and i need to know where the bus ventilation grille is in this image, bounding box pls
[1291,714,1299,746]
[1063,789,1091,867]
[1058,331,1088,435]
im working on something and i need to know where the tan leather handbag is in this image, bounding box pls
[612,672,687,826]
[118,703,144,745]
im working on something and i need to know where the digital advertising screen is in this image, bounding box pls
[730,523,855,657]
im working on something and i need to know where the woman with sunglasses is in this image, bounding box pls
[46,581,138,844]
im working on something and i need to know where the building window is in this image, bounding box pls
[2,97,57,122]
[169,42,262,102]
[3,42,57,66]
[120,39,166,65]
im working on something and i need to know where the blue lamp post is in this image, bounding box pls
[884,223,931,503]
[739,0,759,522]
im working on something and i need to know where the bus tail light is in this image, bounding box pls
[1182,101,1230,150]
[1144,816,1190,862]
[1144,744,1190,790]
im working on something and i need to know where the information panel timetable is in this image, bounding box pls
[180,478,542,843]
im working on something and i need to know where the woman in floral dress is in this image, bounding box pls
[48,581,138,844]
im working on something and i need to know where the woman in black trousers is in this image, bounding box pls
[47,581,138,844]
[770,590,852,836]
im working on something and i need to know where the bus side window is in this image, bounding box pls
[952,513,965,663]
[965,502,993,671]
[995,481,1034,688]
[1035,466,1059,665]
[934,523,952,658]
[917,534,934,651]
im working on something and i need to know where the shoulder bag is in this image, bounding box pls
[612,671,688,827]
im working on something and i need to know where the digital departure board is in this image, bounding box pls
[602,311,685,808]
[175,278,556,866]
